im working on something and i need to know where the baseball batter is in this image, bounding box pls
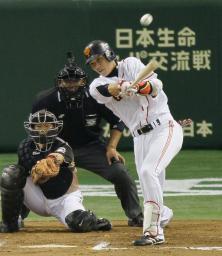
[83,40,183,245]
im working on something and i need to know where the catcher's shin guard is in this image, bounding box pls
[0,165,26,232]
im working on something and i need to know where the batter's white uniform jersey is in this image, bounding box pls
[90,57,172,134]
[90,57,183,238]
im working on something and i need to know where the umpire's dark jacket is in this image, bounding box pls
[32,87,125,149]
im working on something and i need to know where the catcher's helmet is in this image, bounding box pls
[56,52,87,105]
[83,40,116,64]
[24,110,63,152]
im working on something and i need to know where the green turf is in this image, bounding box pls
[166,150,222,179]
[85,195,222,220]
[77,149,222,183]
[199,181,222,184]
[18,195,222,221]
[75,150,222,183]
[1,150,222,182]
[0,150,222,220]
[0,154,18,171]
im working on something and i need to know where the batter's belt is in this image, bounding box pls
[133,119,161,137]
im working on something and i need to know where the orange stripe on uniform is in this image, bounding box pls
[155,121,174,173]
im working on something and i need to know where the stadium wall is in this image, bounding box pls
[0,0,221,151]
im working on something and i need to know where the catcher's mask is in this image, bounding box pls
[83,40,116,64]
[56,52,87,106]
[24,110,63,152]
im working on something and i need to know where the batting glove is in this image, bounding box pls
[135,81,152,95]
[119,81,137,96]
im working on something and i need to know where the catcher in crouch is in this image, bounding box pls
[0,110,111,233]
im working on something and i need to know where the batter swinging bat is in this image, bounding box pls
[130,59,159,88]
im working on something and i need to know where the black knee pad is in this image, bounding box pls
[1,164,26,190]
[65,210,97,232]
[0,165,26,231]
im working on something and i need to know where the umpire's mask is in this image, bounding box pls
[56,52,87,107]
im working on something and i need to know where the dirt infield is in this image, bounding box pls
[0,220,222,256]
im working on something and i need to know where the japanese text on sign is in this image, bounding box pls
[115,27,211,71]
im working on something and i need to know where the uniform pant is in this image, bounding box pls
[134,120,183,235]
[73,140,142,219]
[23,177,85,226]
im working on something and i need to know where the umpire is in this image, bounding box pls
[31,53,143,226]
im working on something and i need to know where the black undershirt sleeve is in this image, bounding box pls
[96,84,112,97]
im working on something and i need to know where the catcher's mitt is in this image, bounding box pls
[31,155,62,184]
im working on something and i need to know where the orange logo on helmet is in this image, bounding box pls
[84,47,91,57]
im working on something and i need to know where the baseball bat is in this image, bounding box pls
[130,60,159,88]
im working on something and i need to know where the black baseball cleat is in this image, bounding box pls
[128,213,143,227]
[94,218,112,231]
[133,235,165,246]
[0,222,19,233]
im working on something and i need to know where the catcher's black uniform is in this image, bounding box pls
[32,87,142,222]
[0,115,112,233]
[18,137,74,199]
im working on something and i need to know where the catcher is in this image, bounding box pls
[0,110,111,233]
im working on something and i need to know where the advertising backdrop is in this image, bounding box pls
[0,0,221,151]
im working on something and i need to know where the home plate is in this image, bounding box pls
[92,242,110,250]
[92,241,127,251]
[19,244,77,248]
